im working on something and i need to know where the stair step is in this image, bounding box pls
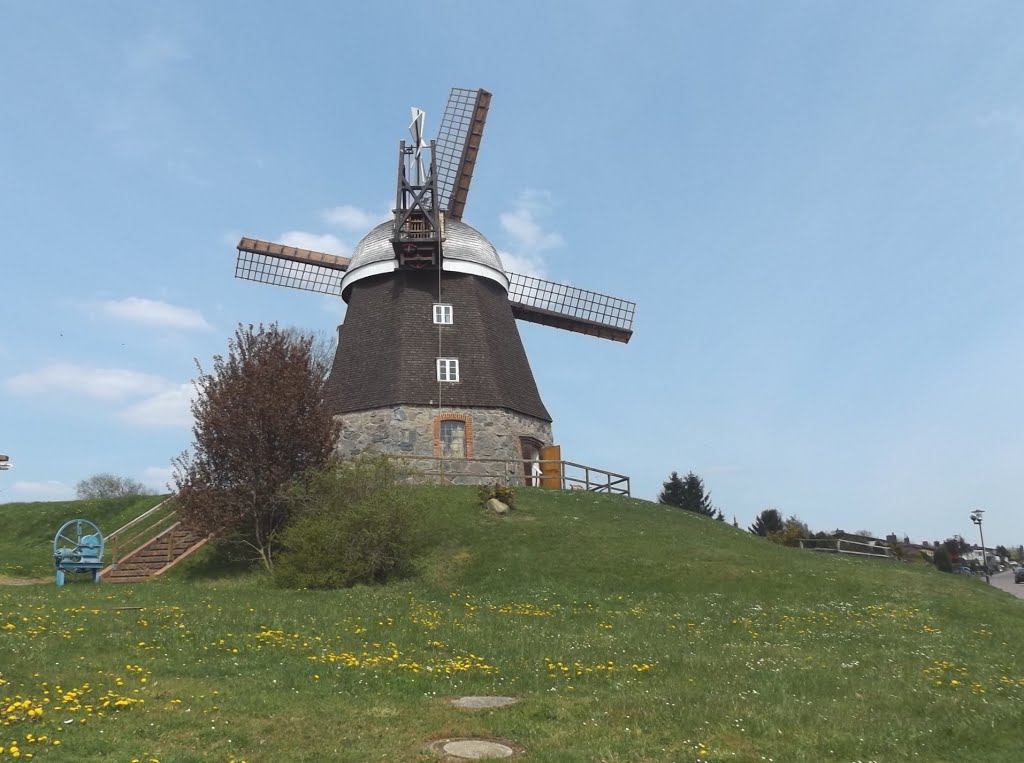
[101,516,208,584]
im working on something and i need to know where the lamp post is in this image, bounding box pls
[970,509,989,584]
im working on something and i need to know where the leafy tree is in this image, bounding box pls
[942,536,970,562]
[658,470,716,517]
[75,473,149,499]
[749,508,784,537]
[768,515,810,546]
[995,544,1010,560]
[173,324,340,572]
[933,545,953,573]
[784,515,810,538]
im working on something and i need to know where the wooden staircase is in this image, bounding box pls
[101,499,210,584]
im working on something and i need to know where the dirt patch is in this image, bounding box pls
[0,575,49,586]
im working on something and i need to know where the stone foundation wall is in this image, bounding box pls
[334,406,554,485]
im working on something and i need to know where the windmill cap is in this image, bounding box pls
[340,219,508,300]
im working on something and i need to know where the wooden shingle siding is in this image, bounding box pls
[325,270,552,422]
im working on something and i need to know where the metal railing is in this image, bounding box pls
[388,456,631,497]
[797,538,894,560]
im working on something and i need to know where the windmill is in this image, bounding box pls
[235,88,636,484]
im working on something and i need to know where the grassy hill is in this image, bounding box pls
[1,487,1022,762]
[0,494,169,579]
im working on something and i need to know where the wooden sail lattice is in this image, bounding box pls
[507,272,635,343]
[235,238,348,296]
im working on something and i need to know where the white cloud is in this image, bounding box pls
[5,364,170,401]
[278,231,348,256]
[142,466,174,492]
[497,190,565,278]
[498,249,548,279]
[500,190,565,252]
[322,204,386,231]
[96,297,212,331]
[10,481,76,502]
[118,384,194,429]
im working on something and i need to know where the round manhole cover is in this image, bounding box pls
[427,737,522,760]
[449,695,519,709]
[442,739,515,759]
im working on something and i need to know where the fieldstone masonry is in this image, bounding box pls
[335,405,553,485]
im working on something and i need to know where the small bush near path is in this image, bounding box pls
[477,482,515,508]
[274,457,421,589]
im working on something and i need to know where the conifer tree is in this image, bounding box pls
[658,470,717,517]
[658,471,686,507]
[749,508,784,536]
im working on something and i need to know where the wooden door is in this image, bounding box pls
[539,445,562,490]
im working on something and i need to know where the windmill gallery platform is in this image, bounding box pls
[235,88,636,491]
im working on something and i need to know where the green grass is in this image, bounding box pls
[1,487,1022,762]
[0,495,169,579]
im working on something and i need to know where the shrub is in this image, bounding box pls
[768,515,810,547]
[933,545,953,573]
[478,482,515,508]
[274,457,420,589]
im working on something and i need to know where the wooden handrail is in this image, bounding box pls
[106,497,177,567]
[106,496,175,541]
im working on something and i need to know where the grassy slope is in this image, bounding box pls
[0,494,169,578]
[1,487,1022,762]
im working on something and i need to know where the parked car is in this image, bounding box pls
[1015,567,1024,584]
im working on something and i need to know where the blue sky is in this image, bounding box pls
[2,2,1023,550]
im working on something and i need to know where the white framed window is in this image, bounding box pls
[436,358,459,382]
[439,420,467,458]
[433,303,453,324]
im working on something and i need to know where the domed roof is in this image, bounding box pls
[341,219,507,299]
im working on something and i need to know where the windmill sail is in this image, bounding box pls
[235,238,349,296]
[506,272,635,343]
[434,88,491,220]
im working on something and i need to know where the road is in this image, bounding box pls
[988,570,1024,601]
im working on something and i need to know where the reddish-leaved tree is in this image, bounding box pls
[173,323,339,571]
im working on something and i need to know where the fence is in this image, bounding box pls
[389,456,631,497]
[797,537,894,560]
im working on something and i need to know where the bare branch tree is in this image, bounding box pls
[76,473,150,499]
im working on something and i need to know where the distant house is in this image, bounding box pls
[961,545,999,568]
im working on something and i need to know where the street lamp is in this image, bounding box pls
[970,509,989,584]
